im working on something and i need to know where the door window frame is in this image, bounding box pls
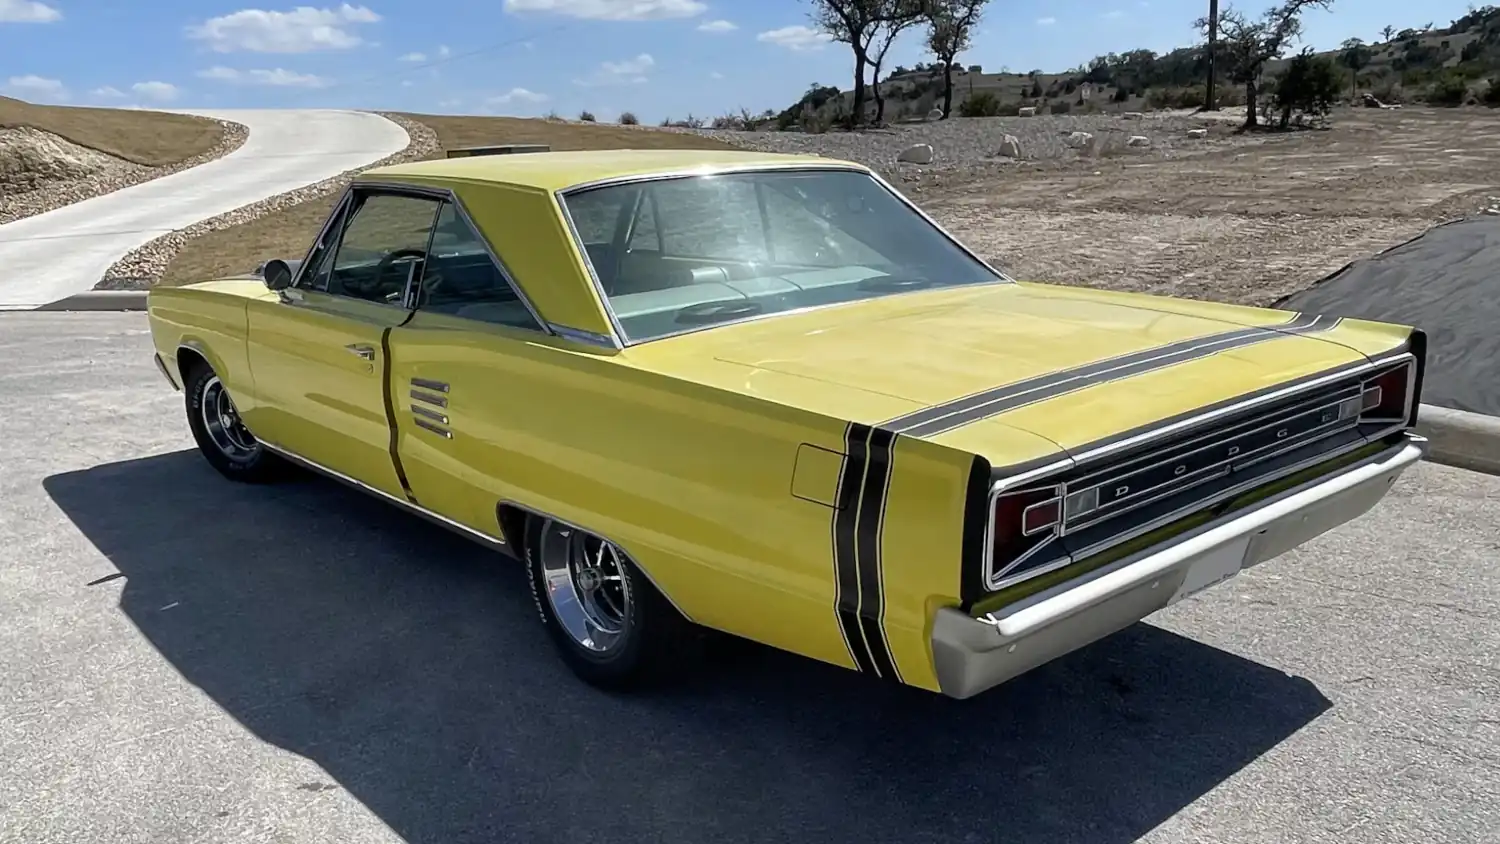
[289,182,551,334]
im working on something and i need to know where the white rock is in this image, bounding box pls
[926,108,944,122]
[1065,131,1093,148]
[1123,111,1144,120]
[897,143,934,165]
[1126,135,1150,147]
[997,134,1022,158]
[1187,128,1209,139]
[1018,106,1037,117]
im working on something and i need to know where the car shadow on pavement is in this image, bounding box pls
[46,451,1332,844]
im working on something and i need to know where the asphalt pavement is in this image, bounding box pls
[1,312,1497,844]
[0,109,409,309]
[1281,215,1500,416]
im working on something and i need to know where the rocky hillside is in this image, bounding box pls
[0,97,245,224]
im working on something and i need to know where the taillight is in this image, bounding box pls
[991,485,1061,572]
[1360,360,1413,425]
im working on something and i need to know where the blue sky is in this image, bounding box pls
[0,0,1486,121]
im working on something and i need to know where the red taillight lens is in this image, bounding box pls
[992,486,1061,569]
[1361,361,1412,423]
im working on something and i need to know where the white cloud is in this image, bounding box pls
[1036,16,1056,25]
[0,0,61,23]
[709,71,724,79]
[197,65,333,87]
[489,86,548,104]
[187,4,381,53]
[697,19,735,33]
[91,86,126,99]
[132,81,180,101]
[437,44,451,57]
[503,0,704,21]
[399,51,426,61]
[575,52,655,86]
[1103,9,1125,18]
[756,25,831,52]
[401,80,413,87]
[4,74,65,98]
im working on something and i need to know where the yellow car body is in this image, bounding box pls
[147,149,1429,698]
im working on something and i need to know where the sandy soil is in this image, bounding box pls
[915,106,1500,306]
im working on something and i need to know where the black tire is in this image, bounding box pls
[183,361,288,484]
[524,514,702,690]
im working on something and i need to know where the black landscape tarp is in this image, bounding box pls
[1280,215,1500,416]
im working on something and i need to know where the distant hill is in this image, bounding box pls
[767,4,1500,128]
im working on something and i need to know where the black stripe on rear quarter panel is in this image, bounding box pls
[854,426,900,682]
[833,423,876,674]
[884,312,1341,439]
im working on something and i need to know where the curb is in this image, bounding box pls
[33,290,149,312]
[1416,404,1500,476]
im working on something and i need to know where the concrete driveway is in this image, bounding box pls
[0,109,408,309]
[2,313,1497,844]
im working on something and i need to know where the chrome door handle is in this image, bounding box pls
[345,343,376,361]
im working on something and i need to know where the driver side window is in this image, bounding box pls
[323,192,442,305]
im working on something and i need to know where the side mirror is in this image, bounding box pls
[260,258,301,291]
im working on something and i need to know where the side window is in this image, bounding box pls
[298,196,351,292]
[325,193,442,304]
[416,202,544,331]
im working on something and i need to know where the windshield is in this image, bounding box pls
[559,168,1007,343]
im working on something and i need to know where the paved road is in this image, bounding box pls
[1281,215,1500,416]
[2,313,1497,844]
[0,109,408,309]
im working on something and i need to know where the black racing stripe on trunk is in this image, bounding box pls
[887,313,1340,439]
[854,426,900,682]
[833,423,876,674]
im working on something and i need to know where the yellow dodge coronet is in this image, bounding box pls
[146,148,1429,698]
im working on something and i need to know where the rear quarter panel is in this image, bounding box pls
[389,318,976,690]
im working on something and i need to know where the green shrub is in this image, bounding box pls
[1427,71,1470,105]
[958,90,1003,117]
[1049,100,1072,114]
[619,111,639,125]
[578,110,596,122]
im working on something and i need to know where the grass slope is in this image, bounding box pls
[0,96,224,167]
[159,114,738,285]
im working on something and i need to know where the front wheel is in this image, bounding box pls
[524,515,702,690]
[184,363,287,483]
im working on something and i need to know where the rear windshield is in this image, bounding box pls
[559,169,1006,343]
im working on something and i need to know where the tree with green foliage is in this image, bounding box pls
[811,0,925,126]
[1273,48,1341,126]
[1197,0,1334,129]
[925,0,989,118]
[1380,24,1395,42]
[1340,37,1370,99]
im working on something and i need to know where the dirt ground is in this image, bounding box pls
[919,106,1500,307]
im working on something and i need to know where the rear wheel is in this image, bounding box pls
[184,362,287,483]
[524,515,701,690]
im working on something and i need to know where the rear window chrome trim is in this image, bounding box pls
[553,165,1015,349]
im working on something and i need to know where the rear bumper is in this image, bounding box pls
[930,434,1428,699]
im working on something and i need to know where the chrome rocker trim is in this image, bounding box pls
[931,434,1428,700]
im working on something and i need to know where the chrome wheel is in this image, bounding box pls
[200,375,259,462]
[537,520,633,654]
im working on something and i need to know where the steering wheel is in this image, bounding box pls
[345,248,428,299]
[675,299,762,326]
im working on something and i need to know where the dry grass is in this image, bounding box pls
[159,115,738,286]
[0,96,224,167]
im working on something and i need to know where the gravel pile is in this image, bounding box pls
[679,113,1248,182]
[0,119,247,226]
[99,113,441,288]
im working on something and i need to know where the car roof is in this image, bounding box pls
[358,148,869,193]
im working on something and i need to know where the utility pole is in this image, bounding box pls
[1204,0,1220,110]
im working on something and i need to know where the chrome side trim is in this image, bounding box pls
[495,499,696,623]
[259,441,507,549]
[552,165,1014,349]
[547,322,620,349]
[413,417,453,438]
[411,389,447,407]
[410,404,449,424]
[411,377,449,393]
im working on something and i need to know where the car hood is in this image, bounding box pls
[630,282,1407,464]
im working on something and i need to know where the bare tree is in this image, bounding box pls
[868,1,928,123]
[926,0,989,118]
[1197,0,1334,128]
[812,0,924,126]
